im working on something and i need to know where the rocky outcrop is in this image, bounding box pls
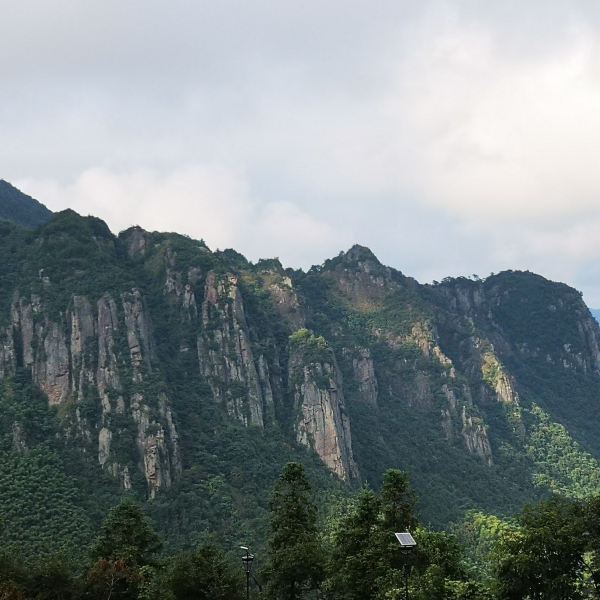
[258,266,305,330]
[438,279,487,316]
[460,406,493,466]
[197,271,267,427]
[352,348,378,407]
[481,351,520,406]
[0,287,181,498]
[164,263,199,322]
[577,315,600,373]
[7,217,600,527]
[70,296,96,414]
[97,294,124,417]
[131,392,181,499]
[480,350,525,439]
[290,333,358,481]
[0,325,15,379]
[325,245,395,311]
[121,226,150,259]
[33,321,70,406]
[440,383,493,464]
[12,296,37,368]
[122,289,154,382]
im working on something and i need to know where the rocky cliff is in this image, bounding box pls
[289,330,358,481]
[0,286,181,497]
[2,206,600,553]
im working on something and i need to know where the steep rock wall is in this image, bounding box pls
[289,333,358,481]
[0,289,180,497]
[197,271,269,427]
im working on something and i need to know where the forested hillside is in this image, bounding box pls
[1,197,600,560]
[0,180,52,228]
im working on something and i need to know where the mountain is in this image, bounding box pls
[591,309,600,324]
[2,204,600,559]
[0,179,53,228]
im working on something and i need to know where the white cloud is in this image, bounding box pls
[18,167,251,248]
[16,166,348,269]
[410,22,600,223]
[6,1,600,302]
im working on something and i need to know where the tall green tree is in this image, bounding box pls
[91,499,162,565]
[494,497,586,600]
[264,462,324,600]
[85,499,162,600]
[325,487,383,599]
[324,470,419,600]
[377,469,419,587]
[26,556,79,600]
[325,470,482,600]
[167,543,244,600]
[380,470,417,533]
[582,495,600,597]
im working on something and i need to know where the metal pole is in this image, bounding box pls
[245,548,251,600]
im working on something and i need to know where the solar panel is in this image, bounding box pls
[395,532,417,547]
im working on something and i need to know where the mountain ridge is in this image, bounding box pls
[1,196,600,558]
[0,179,53,228]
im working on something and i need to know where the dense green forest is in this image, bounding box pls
[3,462,600,599]
[3,187,600,597]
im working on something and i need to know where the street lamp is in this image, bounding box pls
[240,546,255,600]
[395,532,417,600]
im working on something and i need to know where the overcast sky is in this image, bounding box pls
[4,1,600,304]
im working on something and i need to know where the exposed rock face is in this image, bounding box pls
[98,427,112,467]
[97,294,123,418]
[34,321,70,406]
[578,315,600,373]
[12,297,36,368]
[1,288,180,498]
[131,392,180,499]
[7,214,600,524]
[290,337,358,481]
[479,350,525,439]
[460,406,493,466]
[258,267,305,330]
[0,328,15,379]
[122,289,154,381]
[352,348,378,407]
[439,383,494,464]
[70,296,95,414]
[121,226,149,259]
[439,279,487,316]
[164,259,199,322]
[326,245,395,310]
[197,271,267,427]
[481,351,520,406]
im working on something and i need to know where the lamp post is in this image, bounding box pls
[395,532,417,600]
[240,546,255,600]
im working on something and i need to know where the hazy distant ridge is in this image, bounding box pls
[0,180,53,228]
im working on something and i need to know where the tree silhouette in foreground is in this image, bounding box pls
[263,462,324,599]
[86,499,161,600]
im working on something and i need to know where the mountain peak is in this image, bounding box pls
[0,180,53,229]
[343,244,381,265]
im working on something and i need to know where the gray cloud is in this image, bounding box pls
[5,1,600,303]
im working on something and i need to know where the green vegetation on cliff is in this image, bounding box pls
[1,200,600,565]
